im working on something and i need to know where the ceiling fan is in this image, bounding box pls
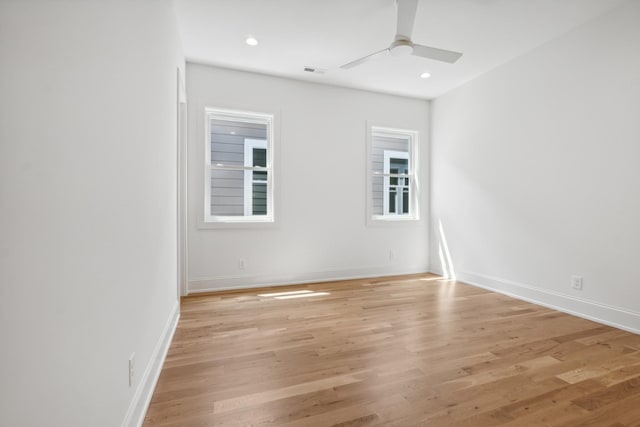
[340,0,463,69]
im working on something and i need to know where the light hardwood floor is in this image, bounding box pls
[143,274,640,426]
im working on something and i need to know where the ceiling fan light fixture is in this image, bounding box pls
[245,35,258,46]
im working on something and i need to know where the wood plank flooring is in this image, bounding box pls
[143,274,640,426]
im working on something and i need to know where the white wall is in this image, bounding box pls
[431,1,640,332]
[187,64,430,292]
[0,1,184,426]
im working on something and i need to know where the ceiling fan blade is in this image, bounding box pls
[340,48,389,69]
[396,0,418,39]
[412,44,463,63]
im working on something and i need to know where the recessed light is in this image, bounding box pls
[420,72,431,79]
[230,131,236,135]
[245,36,258,46]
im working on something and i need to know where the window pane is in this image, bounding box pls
[253,148,266,167]
[389,188,397,213]
[390,167,398,185]
[253,170,267,182]
[210,169,244,216]
[390,158,408,174]
[252,182,267,215]
[402,188,409,214]
[210,119,266,166]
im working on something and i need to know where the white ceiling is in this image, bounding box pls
[174,0,627,99]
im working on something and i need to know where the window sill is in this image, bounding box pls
[367,215,421,227]
[199,216,277,230]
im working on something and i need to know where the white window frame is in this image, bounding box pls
[204,107,274,224]
[366,125,419,224]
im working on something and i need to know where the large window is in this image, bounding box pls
[368,126,419,222]
[205,108,274,223]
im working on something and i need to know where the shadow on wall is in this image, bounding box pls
[438,219,456,280]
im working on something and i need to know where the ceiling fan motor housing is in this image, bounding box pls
[390,38,414,56]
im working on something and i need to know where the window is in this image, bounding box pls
[205,108,274,223]
[368,126,419,222]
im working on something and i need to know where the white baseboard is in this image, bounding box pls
[428,267,444,277]
[188,264,430,294]
[121,300,180,427]
[450,270,640,335]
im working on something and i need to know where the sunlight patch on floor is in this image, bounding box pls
[258,289,330,300]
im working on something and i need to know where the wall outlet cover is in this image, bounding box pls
[571,275,583,290]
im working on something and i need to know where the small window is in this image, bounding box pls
[205,108,274,223]
[368,126,419,222]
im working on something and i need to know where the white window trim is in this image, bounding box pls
[366,124,420,225]
[382,150,410,216]
[204,107,274,224]
[243,138,267,216]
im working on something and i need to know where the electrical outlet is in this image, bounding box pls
[571,275,583,290]
[389,250,395,261]
[238,258,246,270]
[128,353,135,387]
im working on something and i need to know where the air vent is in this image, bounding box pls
[303,66,327,74]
